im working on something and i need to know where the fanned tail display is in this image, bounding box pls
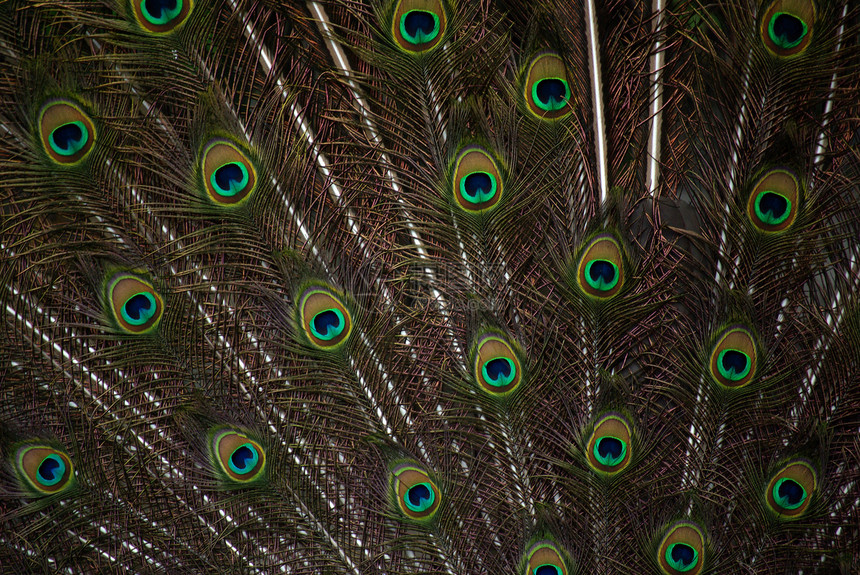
[1,1,859,573]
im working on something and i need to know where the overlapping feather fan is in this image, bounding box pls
[1,0,859,573]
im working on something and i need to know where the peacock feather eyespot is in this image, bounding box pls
[766,460,816,518]
[298,286,353,350]
[452,146,504,213]
[391,464,440,521]
[760,0,815,57]
[575,234,624,299]
[391,0,446,53]
[201,139,257,206]
[708,326,757,388]
[524,542,568,575]
[523,53,573,121]
[15,444,75,496]
[746,168,800,232]
[210,429,266,484]
[38,99,96,165]
[657,522,705,575]
[131,0,192,34]
[107,273,164,334]
[473,334,522,395]
[586,414,632,474]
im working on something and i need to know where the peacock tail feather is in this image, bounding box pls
[1,0,859,573]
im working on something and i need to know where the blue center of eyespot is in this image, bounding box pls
[756,191,790,224]
[769,13,806,49]
[588,260,615,282]
[401,10,439,44]
[212,162,249,197]
[229,444,258,474]
[50,122,87,155]
[595,436,625,466]
[666,543,697,571]
[482,357,515,387]
[461,172,496,204]
[405,482,434,511]
[774,478,806,509]
[718,349,750,380]
[534,565,562,575]
[533,78,569,111]
[37,455,65,486]
[585,259,618,291]
[311,309,344,340]
[122,292,157,325]
[141,0,181,24]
